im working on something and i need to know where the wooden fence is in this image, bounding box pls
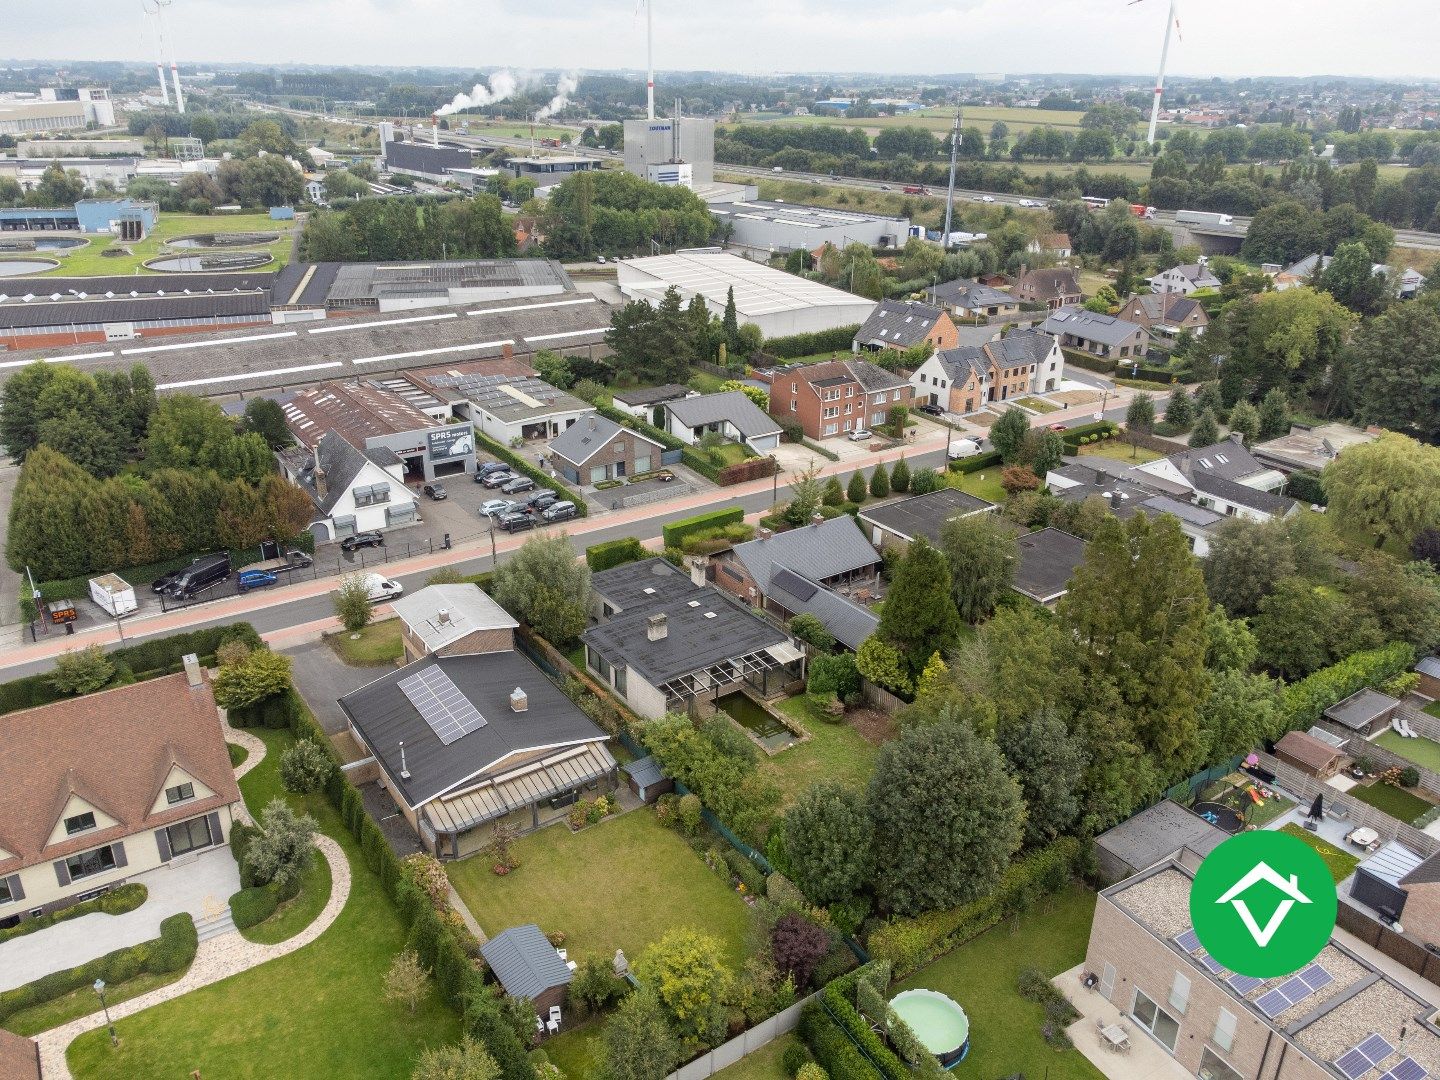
[860,679,908,716]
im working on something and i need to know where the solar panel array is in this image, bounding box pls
[1174,928,1202,953]
[398,666,487,746]
[1335,1035,1397,1080]
[1228,973,1264,995]
[1378,1058,1428,1080]
[1255,964,1333,1018]
[1200,953,1227,975]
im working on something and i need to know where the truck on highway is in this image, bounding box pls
[1130,204,1157,219]
[902,185,929,195]
[89,574,138,618]
[1176,209,1234,227]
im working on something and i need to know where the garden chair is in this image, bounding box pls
[548,1005,562,1034]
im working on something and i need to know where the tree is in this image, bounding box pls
[1188,408,1221,448]
[846,471,867,504]
[867,719,1025,915]
[334,573,375,633]
[1020,428,1066,479]
[634,928,731,1044]
[1199,670,1284,764]
[246,798,316,892]
[770,913,830,988]
[782,781,873,906]
[719,380,768,408]
[938,512,1015,623]
[1124,392,1156,457]
[280,739,334,795]
[411,1036,500,1080]
[242,397,295,449]
[1323,433,1440,549]
[868,462,890,499]
[1257,387,1291,441]
[996,709,1087,846]
[855,635,912,696]
[788,613,835,653]
[212,648,293,711]
[1252,578,1357,679]
[877,537,962,676]
[1345,553,1440,655]
[1318,240,1391,316]
[49,645,114,696]
[383,949,431,1015]
[822,476,844,506]
[1226,400,1260,446]
[784,462,824,524]
[990,407,1030,464]
[1163,388,1195,430]
[1202,516,1328,616]
[1351,301,1440,443]
[601,988,682,1080]
[721,286,740,353]
[1241,199,1324,264]
[1084,285,1120,313]
[492,534,591,644]
[1414,528,1440,571]
[890,456,911,494]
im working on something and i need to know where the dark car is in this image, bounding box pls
[341,531,385,552]
[473,462,511,482]
[422,482,448,500]
[501,475,536,495]
[497,512,536,533]
[237,569,278,592]
[170,552,232,599]
[524,489,557,511]
[916,402,945,417]
[481,470,517,489]
[152,568,184,594]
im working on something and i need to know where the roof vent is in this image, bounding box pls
[510,687,528,713]
[647,613,668,641]
[399,740,411,780]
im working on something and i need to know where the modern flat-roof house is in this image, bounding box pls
[1011,527,1087,607]
[338,652,616,857]
[858,488,996,553]
[1148,260,1221,295]
[589,557,700,621]
[612,384,694,424]
[1042,306,1149,360]
[911,327,1066,412]
[663,391,783,454]
[581,575,804,720]
[548,413,669,486]
[1252,424,1378,476]
[1086,858,1440,1080]
[1121,292,1211,340]
[1013,267,1081,310]
[1092,800,1226,885]
[391,583,519,664]
[410,362,593,446]
[279,428,420,543]
[0,670,241,928]
[852,299,958,355]
[763,358,911,440]
[479,923,574,1014]
[927,278,1020,320]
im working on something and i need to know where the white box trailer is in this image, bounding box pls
[89,573,137,618]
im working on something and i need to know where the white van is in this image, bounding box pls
[947,438,983,460]
[361,573,404,603]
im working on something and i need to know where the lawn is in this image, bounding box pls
[1278,824,1359,883]
[227,742,250,768]
[702,441,753,468]
[946,468,1007,505]
[240,848,333,946]
[2,970,185,1038]
[763,695,884,802]
[35,212,296,278]
[894,885,1104,1080]
[1247,790,1296,828]
[447,808,755,968]
[1014,395,1060,414]
[327,618,404,666]
[1077,440,1164,464]
[68,726,461,1080]
[1376,730,1440,771]
[713,1035,796,1078]
[1427,701,1440,719]
[1348,781,1433,824]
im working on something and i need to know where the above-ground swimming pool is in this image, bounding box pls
[890,988,970,1068]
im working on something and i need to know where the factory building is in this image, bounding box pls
[38,88,115,127]
[500,156,602,191]
[623,116,715,187]
[0,198,158,237]
[271,259,577,315]
[709,200,908,257]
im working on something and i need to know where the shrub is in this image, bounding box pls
[246,798,317,892]
[783,1041,814,1077]
[724,848,768,895]
[771,913,831,988]
[148,912,199,974]
[677,792,703,835]
[280,738,334,795]
[662,506,745,549]
[230,884,280,929]
[0,883,147,945]
[586,536,650,572]
[1401,766,1422,788]
[790,613,836,652]
[764,326,861,359]
[797,1064,828,1080]
[1286,470,1327,506]
[948,449,1003,474]
[1000,465,1040,494]
[49,644,115,696]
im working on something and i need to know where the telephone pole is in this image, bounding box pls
[942,109,962,252]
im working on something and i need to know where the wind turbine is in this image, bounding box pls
[1131,0,1181,149]
[141,0,169,106]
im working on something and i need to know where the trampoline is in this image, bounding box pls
[890,988,970,1069]
[1193,800,1246,834]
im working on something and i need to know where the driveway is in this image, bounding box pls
[286,638,391,735]
[0,846,240,993]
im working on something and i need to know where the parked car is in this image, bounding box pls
[237,569,278,592]
[497,511,536,533]
[341,531,385,552]
[541,500,577,523]
[524,489,557,511]
[916,402,945,417]
[422,482,447,500]
[481,470,517,489]
[481,498,519,517]
[948,438,983,460]
[151,568,184,594]
[502,475,536,495]
[169,552,233,599]
[359,573,403,602]
[474,462,511,481]
[847,428,872,442]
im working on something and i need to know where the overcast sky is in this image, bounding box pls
[8,0,1436,83]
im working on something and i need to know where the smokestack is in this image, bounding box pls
[182,652,202,687]
[647,613,668,641]
[811,513,824,527]
[432,119,439,148]
[510,687,528,713]
[146,3,171,106]
[171,60,185,113]
[689,557,707,587]
[646,0,655,121]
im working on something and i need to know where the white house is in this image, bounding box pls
[279,429,420,543]
[663,391,783,453]
[1148,260,1221,295]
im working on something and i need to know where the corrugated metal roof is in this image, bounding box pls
[479,923,574,1000]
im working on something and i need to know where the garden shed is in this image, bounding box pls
[1324,688,1401,737]
[622,755,674,804]
[1275,730,1344,779]
[479,923,574,1014]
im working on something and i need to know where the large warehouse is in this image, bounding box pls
[271,259,577,315]
[616,250,876,338]
[709,200,909,257]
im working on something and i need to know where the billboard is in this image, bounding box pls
[427,426,474,461]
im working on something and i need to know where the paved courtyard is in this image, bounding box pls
[286,638,390,735]
[0,846,240,993]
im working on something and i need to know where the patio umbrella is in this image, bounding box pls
[1309,793,1324,821]
[1245,754,1260,767]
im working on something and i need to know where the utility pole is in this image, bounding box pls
[941,108,962,253]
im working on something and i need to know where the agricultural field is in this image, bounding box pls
[745,105,1092,137]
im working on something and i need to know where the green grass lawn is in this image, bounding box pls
[1375,730,1440,772]
[763,696,884,803]
[895,885,1103,1080]
[1426,701,1440,719]
[1278,824,1359,883]
[704,441,753,467]
[1014,396,1061,414]
[240,847,333,945]
[1247,790,1296,828]
[1348,781,1433,824]
[946,468,1008,505]
[447,808,755,968]
[36,212,295,278]
[68,726,461,1080]
[327,618,404,666]
[227,742,250,768]
[544,1016,606,1078]
[2,970,185,1038]
[1077,441,1163,464]
[713,1035,796,1078]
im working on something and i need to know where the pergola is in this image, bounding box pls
[658,641,805,712]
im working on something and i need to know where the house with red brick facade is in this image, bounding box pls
[1121,292,1210,340]
[767,358,912,440]
[852,299,958,355]
[908,327,1065,414]
[547,413,668,486]
[391,583,520,664]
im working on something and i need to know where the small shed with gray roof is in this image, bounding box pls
[622,755,673,804]
[1094,800,1228,884]
[1417,655,1440,700]
[1324,688,1401,737]
[663,391,782,453]
[479,923,574,1012]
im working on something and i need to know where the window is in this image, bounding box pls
[823,424,838,436]
[872,413,885,426]
[872,392,886,404]
[1212,1009,1237,1053]
[614,666,627,696]
[846,385,855,397]
[790,382,797,393]
[166,816,213,857]
[1131,989,1180,1052]
[634,455,651,474]
[1169,972,1190,1015]
[892,389,902,401]
[165,782,195,805]
[822,406,839,419]
[789,401,797,412]
[1200,1047,1243,1080]
[589,465,607,485]
[0,879,11,904]
[844,403,852,414]
[65,845,117,881]
[918,374,927,384]
[64,812,96,836]
[353,482,391,507]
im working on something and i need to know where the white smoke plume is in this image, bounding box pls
[535,72,580,121]
[435,70,520,116]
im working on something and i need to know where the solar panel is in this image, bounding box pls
[1174,928,1202,953]
[1256,964,1332,1017]
[1200,953,1227,975]
[1338,1051,1375,1080]
[398,666,487,746]
[1358,1036,1397,1065]
[1228,974,1264,995]
[1301,965,1334,992]
[1336,1035,1398,1080]
[1379,1059,1428,1080]
[1256,989,1291,1018]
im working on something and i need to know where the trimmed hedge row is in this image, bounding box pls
[800,998,879,1080]
[662,507,746,549]
[809,966,911,1080]
[867,837,1082,978]
[763,325,862,360]
[0,883,147,945]
[585,537,650,572]
[473,429,588,518]
[1285,470,1326,506]
[716,456,779,486]
[948,449,1003,474]
[0,912,197,1023]
[1280,642,1415,737]
[1061,349,1117,374]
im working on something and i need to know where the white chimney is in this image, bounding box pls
[182,652,202,687]
[399,741,411,780]
[647,613,668,641]
[437,608,451,625]
[510,687,528,713]
[689,557,707,587]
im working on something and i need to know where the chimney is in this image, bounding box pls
[1094,469,1105,484]
[1229,430,1244,444]
[314,467,327,499]
[437,608,451,625]
[399,741,411,780]
[1109,490,1122,509]
[182,652,202,687]
[647,613,668,641]
[501,341,513,364]
[588,415,596,430]
[757,527,773,541]
[510,687,528,713]
[810,513,824,528]
[689,557,708,587]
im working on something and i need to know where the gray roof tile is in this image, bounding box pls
[733,515,880,587]
[1041,306,1147,348]
[548,413,664,467]
[858,488,994,545]
[664,391,780,440]
[855,299,947,348]
[766,567,879,651]
[479,923,573,1000]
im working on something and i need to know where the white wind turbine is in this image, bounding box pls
[1131,0,1182,149]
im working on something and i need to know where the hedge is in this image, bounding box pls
[810,966,912,1080]
[800,999,879,1080]
[763,325,862,360]
[230,884,280,929]
[801,437,841,462]
[717,457,779,486]
[663,507,745,549]
[723,848,767,895]
[1285,470,1326,506]
[0,883,147,945]
[947,449,1003,474]
[585,537,650,573]
[867,837,1082,978]
[473,429,588,518]
[0,912,197,1023]
[1061,349,1118,374]
[1280,642,1415,738]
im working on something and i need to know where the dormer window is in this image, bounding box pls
[166,782,196,805]
[64,811,96,836]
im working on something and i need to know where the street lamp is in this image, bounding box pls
[770,456,781,505]
[488,521,498,569]
[93,978,118,1046]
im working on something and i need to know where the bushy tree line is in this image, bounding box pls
[541,171,716,259]
[302,193,514,262]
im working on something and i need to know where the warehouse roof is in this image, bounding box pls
[620,251,876,320]
[0,289,269,330]
[282,381,437,450]
[326,259,573,309]
[0,270,275,304]
[414,368,588,425]
[664,390,781,440]
[709,199,907,230]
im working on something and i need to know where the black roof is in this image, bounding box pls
[338,652,607,808]
[0,290,270,330]
[0,271,275,301]
[384,140,478,175]
[1189,471,1295,515]
[858,488,994,545]
[590,557,699,613]
[1324,688,1399,731]
[272,261,342,308]
[613,383,693,408]
[1011,528,1087,603]
[1096,801,1228,872]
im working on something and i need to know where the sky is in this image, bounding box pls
[7,0,1438,83]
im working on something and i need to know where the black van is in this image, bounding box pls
[169,553,232,599]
